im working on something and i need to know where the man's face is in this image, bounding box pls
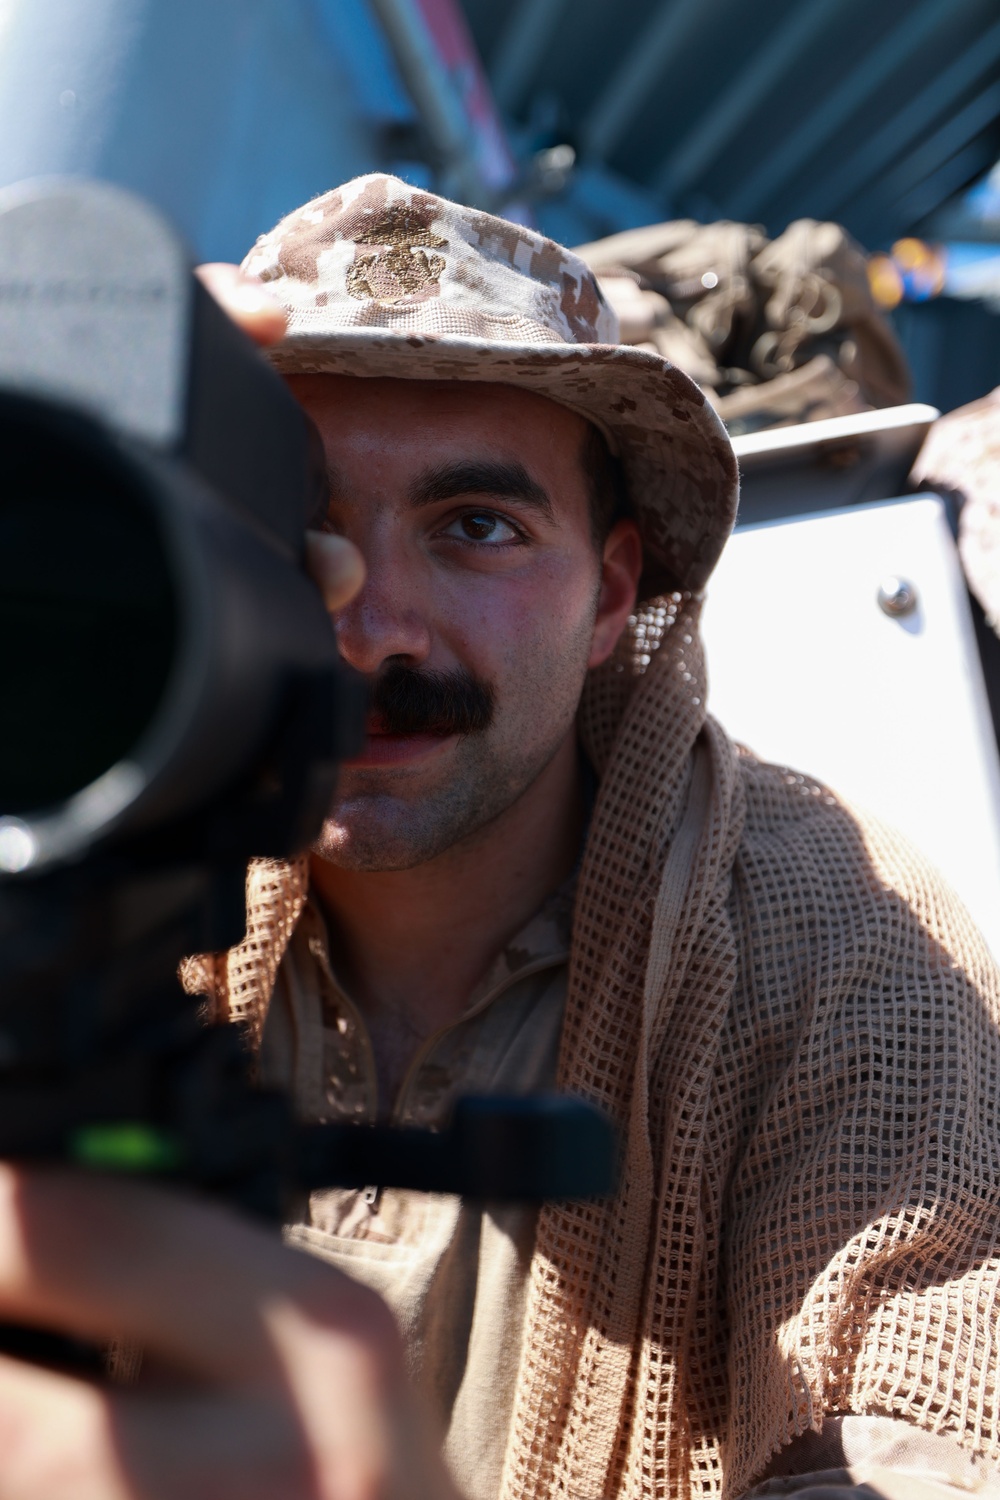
[287,375,640,872]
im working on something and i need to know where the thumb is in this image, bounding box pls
[305,531,366,614]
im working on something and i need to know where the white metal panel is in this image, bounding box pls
[729,403,941,462]
[701,495,1000,962]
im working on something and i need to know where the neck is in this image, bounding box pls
[309,732,584,1045]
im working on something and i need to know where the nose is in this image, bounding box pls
[333,547,432,676]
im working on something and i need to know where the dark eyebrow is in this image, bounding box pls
[409,460,554,521]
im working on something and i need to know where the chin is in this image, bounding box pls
[310,811,451,873]
[309,767,521,872]
[311,727,574,874]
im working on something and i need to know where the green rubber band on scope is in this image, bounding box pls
[70,1124,182,1172]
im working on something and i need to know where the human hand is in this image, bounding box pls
[195,263,365,615]
[195,262,290,348]
[0,1164,455,1500]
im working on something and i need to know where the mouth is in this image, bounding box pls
[341,716,457,769]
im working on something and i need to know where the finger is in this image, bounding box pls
[0,1353,438,1500]
[116,1389,311,1500]
[0,1354,309,1500]
[305,531,366,613]
[0,1167,398,1389]
[194,262,288,347]
[0,1172,455,1500]
[0,1353,131,1500]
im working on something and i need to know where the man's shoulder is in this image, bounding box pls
[729,743,998,996]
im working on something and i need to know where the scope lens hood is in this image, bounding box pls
[0,395,177,866]
[0,390,343,877]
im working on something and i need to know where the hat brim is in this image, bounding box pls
[266,327,739,598]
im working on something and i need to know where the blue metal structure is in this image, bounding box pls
[0,0,994,407]
[460,0,1000,410]
[0,0,418,262]
[461,0,1000,250]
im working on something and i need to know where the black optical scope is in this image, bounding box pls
[0,180,615,1228]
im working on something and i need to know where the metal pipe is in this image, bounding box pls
[580,0,722,164]
[850,78,1000,239]
[816,25,1000,218]
[491,0,571,115]
[0,0,149,186]
[892,136,999,233]
[725,0,979,221]
[367,0,484,204]
[654,0,843,197]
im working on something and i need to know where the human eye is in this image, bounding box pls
[439,509,525,546]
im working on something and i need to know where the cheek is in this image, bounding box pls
[437,556,600,692]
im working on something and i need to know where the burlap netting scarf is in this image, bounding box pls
[183,597,1000,1500]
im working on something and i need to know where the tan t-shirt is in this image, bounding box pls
[258,883,573,1500]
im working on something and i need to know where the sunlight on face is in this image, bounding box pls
[288,375,636,871]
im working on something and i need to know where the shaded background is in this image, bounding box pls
[461,0,1000,414]
[0,0,996,409]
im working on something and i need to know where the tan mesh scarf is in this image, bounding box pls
[183,596,1000,1500]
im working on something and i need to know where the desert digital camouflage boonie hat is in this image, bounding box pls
[242,173,738,596]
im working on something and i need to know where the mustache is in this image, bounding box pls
[369,663,496,738]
